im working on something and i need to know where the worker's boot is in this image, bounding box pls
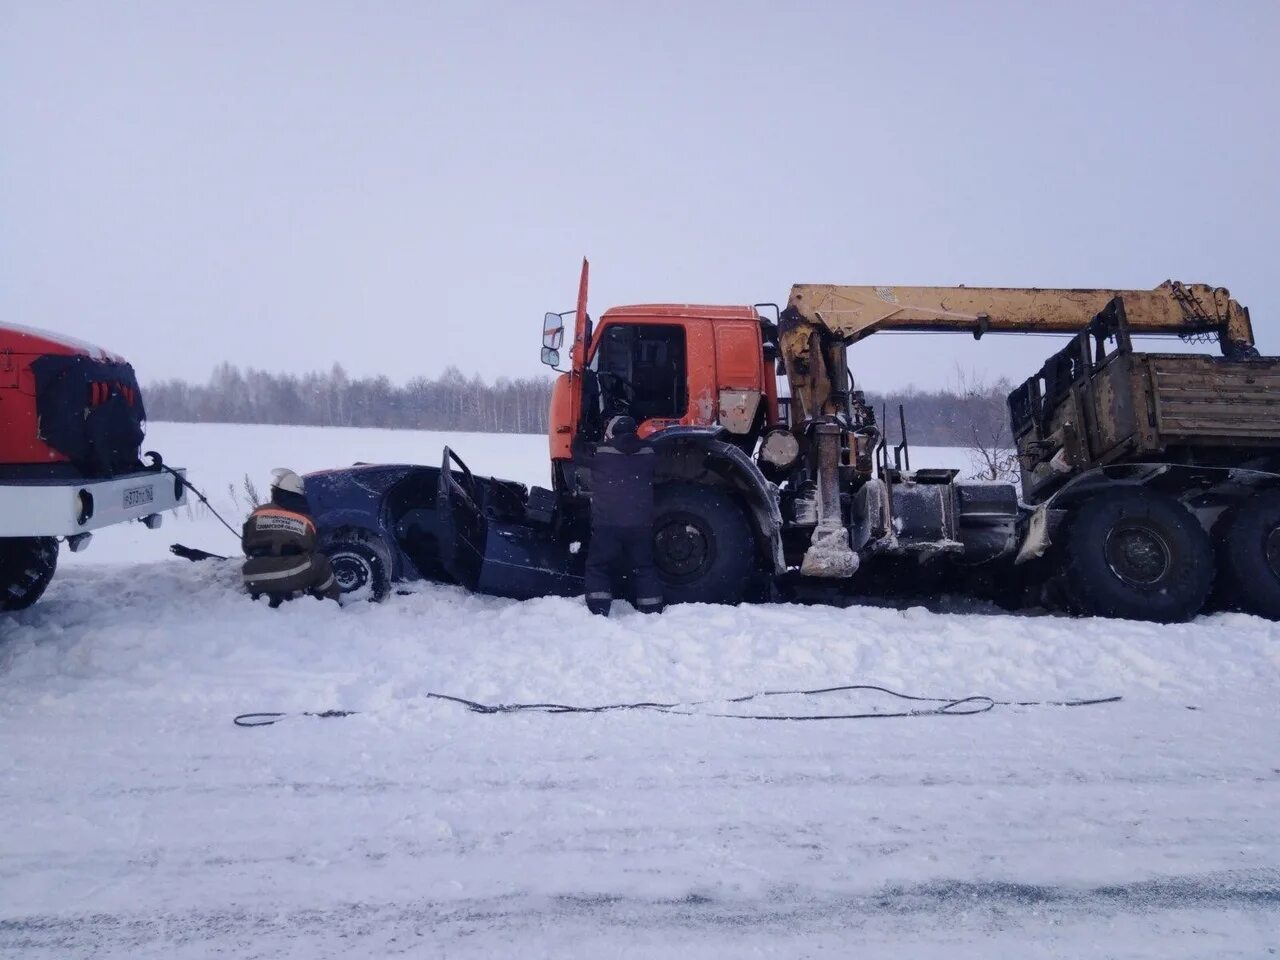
[586,592,612,617]
[309,554,341,602]
[634,596,664,615]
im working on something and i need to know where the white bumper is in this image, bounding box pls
[0,468,188,538]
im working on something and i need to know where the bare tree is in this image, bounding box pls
[952,366,1019,481]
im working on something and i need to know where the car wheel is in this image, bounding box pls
[321,530,392,603]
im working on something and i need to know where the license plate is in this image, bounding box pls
[123,485,155,509]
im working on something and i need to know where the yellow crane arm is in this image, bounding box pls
[779,280,1255,422]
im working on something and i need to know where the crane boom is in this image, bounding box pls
[779,280,1255,422]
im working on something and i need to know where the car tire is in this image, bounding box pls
[652,483,754,605]
[0,537,59,612]
[320,529,392,603]
[1214,489,1280,620]
[1061,488,1213,623]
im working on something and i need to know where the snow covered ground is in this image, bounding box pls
[3,423,1278,958]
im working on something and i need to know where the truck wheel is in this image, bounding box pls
[652,484,754,605]
[1214,490,1280,619]
[1062,489,1213,623]
[320,530,391,603]
[0,537,59,612]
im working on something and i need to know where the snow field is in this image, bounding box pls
[2,421,1278,957]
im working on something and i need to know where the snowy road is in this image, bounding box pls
[2,560,1278,958]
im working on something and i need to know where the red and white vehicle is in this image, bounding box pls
[0,323,186,610]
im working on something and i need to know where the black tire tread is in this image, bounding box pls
[0,537,59,612]
[1214,489,1280,620]
[319,527,393,602]
[1061,489,1213,623]
[652,483,754,605]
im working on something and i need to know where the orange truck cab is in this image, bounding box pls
[544,262,784,470]
[548,303,780,455]
[522,261,796,604]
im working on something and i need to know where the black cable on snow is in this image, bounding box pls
[232,684,1122,727]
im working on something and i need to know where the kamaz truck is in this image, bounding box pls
[304,262,1278,623]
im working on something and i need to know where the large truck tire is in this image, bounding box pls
[319,528,392,603]
[1214,489,1280,620]
[1061,489,1213,623]
[652,483,754,605]
[0,537,59,612]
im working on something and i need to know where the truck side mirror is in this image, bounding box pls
[543,312,565,350]
[541,346,560,367]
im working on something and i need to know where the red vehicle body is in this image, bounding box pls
[0,323,185,612]
[0,323,129,469]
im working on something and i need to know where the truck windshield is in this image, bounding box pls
[596,323,688,422]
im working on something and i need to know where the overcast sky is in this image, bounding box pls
[2,1,1277,393]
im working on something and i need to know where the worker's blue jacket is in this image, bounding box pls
[588,432,656,529]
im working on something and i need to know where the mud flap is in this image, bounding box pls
[1015,502,1052,565]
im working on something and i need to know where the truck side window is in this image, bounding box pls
[595,324,687,424]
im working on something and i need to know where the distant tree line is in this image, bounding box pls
[147,363,553,434]
[863,371,1016,452]
[145,363,1013,447]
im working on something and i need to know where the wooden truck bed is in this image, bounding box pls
[1009,304,1280,504]
[1141,354,1280,442]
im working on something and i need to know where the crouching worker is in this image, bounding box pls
[242,468,340,606]
[584,416,664,616]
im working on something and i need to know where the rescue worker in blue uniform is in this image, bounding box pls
[584,416,664,616]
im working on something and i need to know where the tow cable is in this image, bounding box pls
[144,451,238,561]
[232,684,1122,727]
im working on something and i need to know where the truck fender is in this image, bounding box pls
[649,427,785,575]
